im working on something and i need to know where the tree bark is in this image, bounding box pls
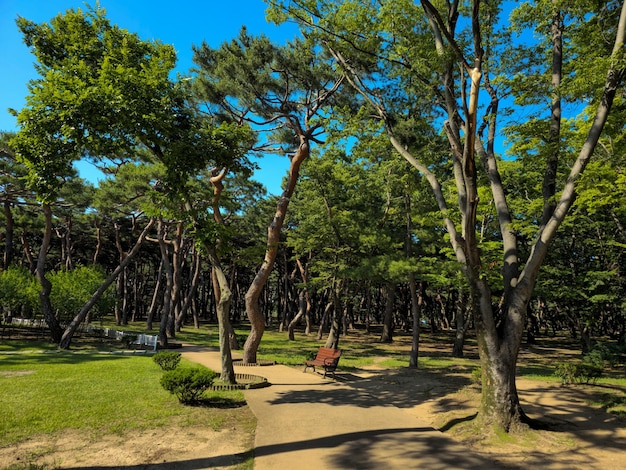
[59,219,154,349]
[3,199,14,268]
[408,277,422,368]
[176,247,201,331]
[37,203,63,343]
[380,283,395,343]
[157,219,172,348]
[205,247,236,383]
[243,136,310,363]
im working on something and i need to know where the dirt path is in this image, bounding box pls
[2,337,625,469]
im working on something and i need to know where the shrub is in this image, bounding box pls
[554,361,603,385]
[48,265,114,322]
[585,342,620,368]
[160,367,217,404]
[153,351,182,371]
[0,265,39,314]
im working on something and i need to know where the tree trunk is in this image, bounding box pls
[243,136,310,363]
[206,249,236,383]
[452,288,470,358]
[37,203,63,343]
[380,283,395,343]
[59,219,154,349]
[3,199,14,268]
[176,247,201,331]
[157,219,172,348]
[324,287,341,349]
[408,277,422,369]
[146,259,163,330]
[317,299,332,341]
[288,288,307,341]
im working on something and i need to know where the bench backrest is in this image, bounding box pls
[316,347,341,362]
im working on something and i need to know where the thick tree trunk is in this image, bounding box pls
[37,203,63,343]
[243,136,310,363]
[206,249,236,383]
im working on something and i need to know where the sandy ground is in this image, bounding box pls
[2,337,625,469]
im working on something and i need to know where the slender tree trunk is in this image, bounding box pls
[408,277,422,369]
[452,288,470,358]
[176,247,201,331]
[93,222,102,265]
[324,285,341,349]
[37,203,63,343]
[3,199,14,268]
[157,219,172,348]
[380,283,395,343]
[287,288,308,341]
[146,259,163,330]
[59,219,154,349]
[243,136,310,363]
[21,230,36,273]
[317,299,332,340]
[113,222,125,325]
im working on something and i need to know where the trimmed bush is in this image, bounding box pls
[160,367,217,404]
[153,351,182,371]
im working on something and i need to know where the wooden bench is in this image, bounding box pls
[303,347,341,378]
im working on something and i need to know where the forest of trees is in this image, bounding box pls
[1,0,625,431]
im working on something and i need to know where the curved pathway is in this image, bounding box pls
[183,346,500,469]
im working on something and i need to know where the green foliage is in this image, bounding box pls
[160,367,218,404]
[10,5,249,203]
[554,361,603,385]
[153,351,182,371]
[0,266,39,314]
[48,265,113,321]
[584,342,623,369]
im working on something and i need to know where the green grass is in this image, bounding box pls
[0,348,247,447]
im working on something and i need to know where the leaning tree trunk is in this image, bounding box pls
[59,219,154,349]
[37,203,63,343]
[243,136,310,364]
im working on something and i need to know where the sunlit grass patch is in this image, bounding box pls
[0,349,248,447]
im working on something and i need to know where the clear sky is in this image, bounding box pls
[0,0,295,194]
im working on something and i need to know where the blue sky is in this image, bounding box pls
[0,0,295,194]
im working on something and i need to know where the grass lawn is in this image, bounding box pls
[2,320,624,469]
[0,329,255,469]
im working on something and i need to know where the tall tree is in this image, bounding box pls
[193,30,344,363]
[11,4,248,347]
[268,0,626,431]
